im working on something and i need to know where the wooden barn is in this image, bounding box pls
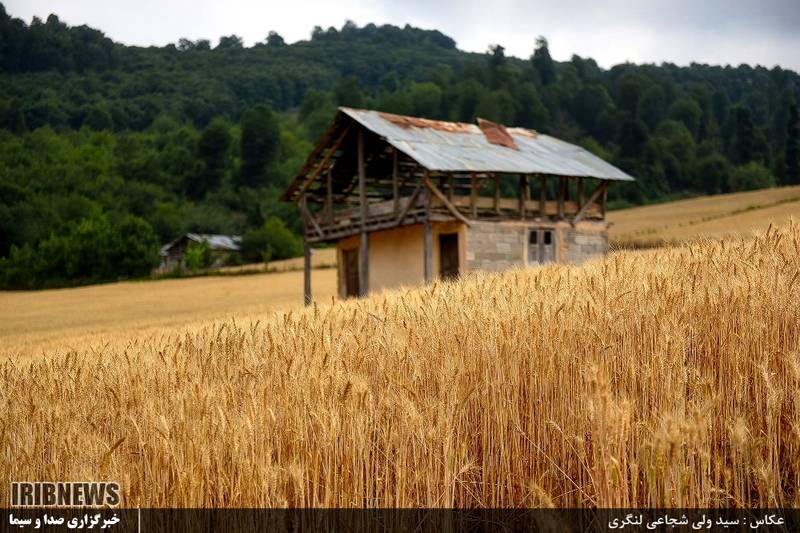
[159,233,242,271]
[281,108,635,303]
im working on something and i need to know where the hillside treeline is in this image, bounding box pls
[1,4,799,288]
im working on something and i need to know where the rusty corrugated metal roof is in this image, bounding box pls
[340,107,635,181]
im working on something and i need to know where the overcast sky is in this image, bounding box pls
[6,0,800,71]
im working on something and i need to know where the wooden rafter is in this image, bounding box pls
[294,121,353,199]
[396,182,423,225]
[572,180,609,225]
[423,174,471,227]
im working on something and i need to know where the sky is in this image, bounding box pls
[6,0,800,71]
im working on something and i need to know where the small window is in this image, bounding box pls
[529,231,538,245]
[543,231,552,245]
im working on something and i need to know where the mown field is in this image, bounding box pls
[0,264,337,360]
[0,218,798,507]
[608,185,800,246]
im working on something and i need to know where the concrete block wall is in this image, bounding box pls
[563,226,608,263]
[465,221,526,272]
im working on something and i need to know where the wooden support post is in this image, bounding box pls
[325,168,334,224]
[519,174,528,219]
[539,176,546,219]
[299,195,323,238]
[358,128,369,296]
[423,190,432,283]
[470,173,477,219]
[601,180,608,218]
[392,148,399,216]
[493,174,500,214]
[577,177,585,211]
[303,240,311,306]
[557,176,566,220]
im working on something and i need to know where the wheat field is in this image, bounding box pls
[1,222,798,508]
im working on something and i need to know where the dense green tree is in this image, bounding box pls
[184,240,211,271]
[729,162,776,192]
[531,36,556,86]
[193,117,232,198]
[637,85,666,130]
[730,105,770,166]
[407,82,443,118]
[239,104,281,188]
[83,105,113,130]
[265,31,286,47]
[113,215,160,277]
[216,35,244,49]
[334,77,364,108]
[693,153,730,194]
[668,98,703,138]
[785,103,800,184]
[241,216,302,262]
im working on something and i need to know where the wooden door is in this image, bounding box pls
[439,233,459,280]
[342,248,359,297]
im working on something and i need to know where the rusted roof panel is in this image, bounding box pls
[477,118,519,150]
[340,107,635,181]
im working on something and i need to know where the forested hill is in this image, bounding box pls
[1,3,799,289]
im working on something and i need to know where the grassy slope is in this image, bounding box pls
[608,185,800,245]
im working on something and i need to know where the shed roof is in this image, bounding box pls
[160,233,242,255]
[339,108,635,180]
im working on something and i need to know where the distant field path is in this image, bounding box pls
[0,268,337,359]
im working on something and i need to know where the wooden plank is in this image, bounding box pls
[470,173,477,218]
[558,176,566,219]
[572,180,609,225]
[450,196,578,215]
[423,174,471,227]
[358,128,369,296]
[303,241,311,306]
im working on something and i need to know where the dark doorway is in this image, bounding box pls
[342,248,360,297]
[528,229,555,264]
[439,233,460,280]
